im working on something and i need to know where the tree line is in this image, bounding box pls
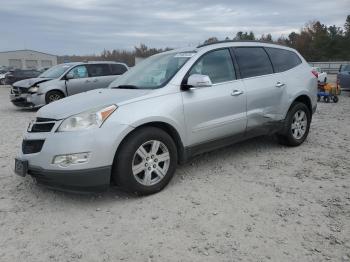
[58,15,350,66]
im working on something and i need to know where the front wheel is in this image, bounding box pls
[112,127,178,195]
[277,102,311,147]
[45,90,64,104]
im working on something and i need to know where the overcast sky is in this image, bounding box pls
[0,0,349,55]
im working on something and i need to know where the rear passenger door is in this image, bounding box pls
[233,47,285,130]
[86,64,114,90]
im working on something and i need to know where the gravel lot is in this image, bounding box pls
[0,86,349,262]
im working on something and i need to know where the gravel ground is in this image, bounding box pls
[0,86,349,262]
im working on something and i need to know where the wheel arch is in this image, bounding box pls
[113,121,186,176]
[288,94,312,118]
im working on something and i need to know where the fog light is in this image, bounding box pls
[52,152,90,167]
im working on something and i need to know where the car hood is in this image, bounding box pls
[37,88,152,120]
[13,77,53,88]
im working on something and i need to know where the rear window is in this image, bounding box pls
[111,64,128,75]
[87,64,111,77]
[234,47,273,78]
[265,48,302,73]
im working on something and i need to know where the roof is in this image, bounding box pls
[0,49,57,57]
[197,40,289,49]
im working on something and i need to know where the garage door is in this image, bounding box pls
[9,59,22,69]
[25,60,38,69]
[41,60,53,68]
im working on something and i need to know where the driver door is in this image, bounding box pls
[65,65,93,96]
[181,48,247,146]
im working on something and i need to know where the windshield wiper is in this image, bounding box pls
[114,85,139,89]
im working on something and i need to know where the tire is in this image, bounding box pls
[277,102,311,147]
[45,90,64,104]
[317,95,321,102]
[324,96,330,103]
[332,96,339,103]
[112,127,178,195]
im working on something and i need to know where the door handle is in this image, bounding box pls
[93,78,98,82]
[231,90,244,96]
[275,82,285,88]
[85,79,91,83]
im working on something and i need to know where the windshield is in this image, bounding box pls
[341,65,350,72]
[109,51,195,89]
[39,64,73,78]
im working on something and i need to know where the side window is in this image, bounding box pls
[188,49,236,84]
[234,47,273,78]
[87,64,111,77]
[111,64,128,75]
[69,65,88,79]
[265,48,302,73]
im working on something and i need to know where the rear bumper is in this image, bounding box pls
[27,165,112,193]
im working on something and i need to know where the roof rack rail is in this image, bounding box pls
[197,40,285,48]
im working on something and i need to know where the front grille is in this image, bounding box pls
[22,140,45,154]
[36,117,57,122]
[31,123,55,132]
[28,118,57,133]
[12,86,28,95]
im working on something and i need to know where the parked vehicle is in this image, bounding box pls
[0,70,9,85]
[14,41,317,194]
[4,69,41,85]
[337,64,350,91]
[9,61,128,108]
[312,67,327,83]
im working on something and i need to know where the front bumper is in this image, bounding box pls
[16,119,134,193]
[27,165,111,192]
[9,92,45,108]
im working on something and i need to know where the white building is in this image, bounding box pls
[0,49,57,70]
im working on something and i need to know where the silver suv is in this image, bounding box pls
[14,41,317,195]
[9,61,128,108]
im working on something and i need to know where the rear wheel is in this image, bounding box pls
[332,96,339,103]
[45,90,64,104]
[112,127,177,195]
[277,102,311,147]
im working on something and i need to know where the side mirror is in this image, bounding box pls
[65,73,74,80]
[183,74,212,90]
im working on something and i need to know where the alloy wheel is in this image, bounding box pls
[291,110,307,139]
[132,140,170,186]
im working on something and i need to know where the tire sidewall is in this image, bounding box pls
[284,103,311,146]
[114,127,178,195]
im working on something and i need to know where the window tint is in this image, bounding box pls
[69,65,88,79]
[189,49,235,84]
[111,64,128,75]
[87,64,111,77]
[234,47,273,78]
[265,48,302,73]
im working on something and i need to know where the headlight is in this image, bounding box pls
[28,86,39,93]
[58,104,117,132]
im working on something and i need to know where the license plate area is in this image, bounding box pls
[15,158,28,177]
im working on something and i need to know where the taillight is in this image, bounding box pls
[311,69,318,78]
